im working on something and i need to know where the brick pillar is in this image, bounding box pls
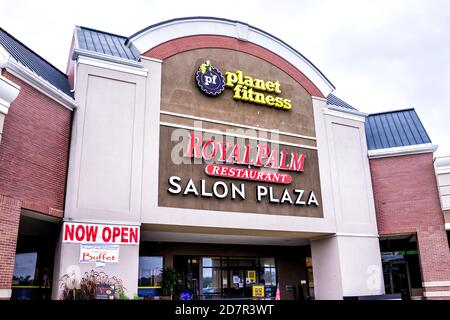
[0,195,21,300]
[417,225,450,300]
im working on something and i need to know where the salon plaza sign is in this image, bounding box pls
[167,131,319,207]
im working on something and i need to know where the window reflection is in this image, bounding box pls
[202,257,221,268]
[12,252,37,286]
[260,257,276,286]
[260,257,275,268]
[138,256,163,287]
[202,267,221,294]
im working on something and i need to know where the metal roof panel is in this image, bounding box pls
[326,94,358,111]
[365,109,431,151]
[75,26,140,61]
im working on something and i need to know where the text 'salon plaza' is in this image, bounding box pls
[0,17,449,301]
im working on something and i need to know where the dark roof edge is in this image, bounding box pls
[128,16,335,90]
[368,107,415,116]
[327,93,358,111]
[0,27,68,78]
[75,25,128,39]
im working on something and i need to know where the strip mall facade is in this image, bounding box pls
[0,17,449,300]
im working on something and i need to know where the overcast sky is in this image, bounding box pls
[1,0,449,155]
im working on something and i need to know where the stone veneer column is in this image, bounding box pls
[310,97,384,299]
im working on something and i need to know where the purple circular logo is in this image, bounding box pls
[195,60,225,96]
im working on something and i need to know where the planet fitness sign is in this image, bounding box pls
[195,60,225,96]
[195,60,292,110]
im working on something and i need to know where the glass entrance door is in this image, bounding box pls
[176,256,200,299]
[391,262,410,298]
[181,256,277,299]
[228,268,245,298]
[383,260,411,299]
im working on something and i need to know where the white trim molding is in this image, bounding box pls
[327,104,368,118]
[160,110,317,141]
[73,48,146,71]
[311,96,327,102]
[435,155,450,174]
[159,121,318,150]
[140,56,163,64]
[445,223,450,230]
[128,17,335,97]
[310,233,380,242]
[423,290,450,298]
[0,49,76,111]
[368,143,438,159]
[422,280,450,288]
[76,55,148,77]
[0,74,20,114]
[436,168,450,175]
[323,107,367,123]
[0,289,11,299]
[63,218,141,227]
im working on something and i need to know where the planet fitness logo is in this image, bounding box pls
[195,60,225,96]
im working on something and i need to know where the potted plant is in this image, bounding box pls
[160,267,180,300]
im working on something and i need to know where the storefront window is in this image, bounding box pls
[12,252,37,286]
[138,256,163,287]
[237,258,255,267]
[202,257,221,268]
[202,257,221,294]
[260,257,276,286]
[202,267,221,294]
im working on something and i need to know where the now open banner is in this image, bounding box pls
[63,222,140,245]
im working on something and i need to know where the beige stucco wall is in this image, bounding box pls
[52,229,139,300]
[64,63,147,224]
[52,58,148,299]
[310,99,384,299]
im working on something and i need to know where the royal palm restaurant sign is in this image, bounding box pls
[168,131,319,206]
[163,60,321,213]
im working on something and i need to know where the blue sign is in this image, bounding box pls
[195,60,225,96]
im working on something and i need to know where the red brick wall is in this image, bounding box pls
[0,72,72,297]
[0,195,20,293]
[370,153,450,298]
[0,72,72,217]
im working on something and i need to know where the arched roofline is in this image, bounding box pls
[128,17,335,97]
